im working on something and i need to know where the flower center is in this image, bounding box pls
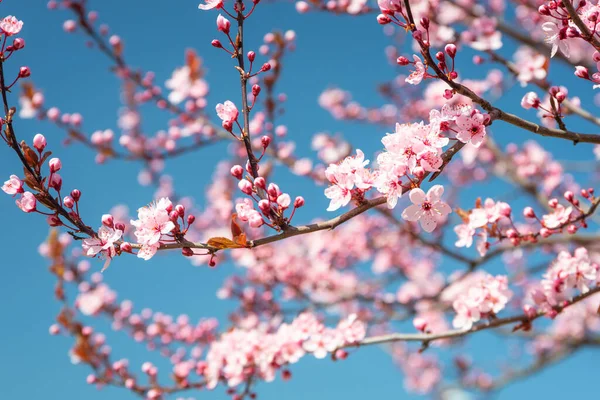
[422,201,432,211]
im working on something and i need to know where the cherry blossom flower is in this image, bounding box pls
[82,225,123,271]
[16,191,36,213]
[542,22,570,58]
[0,15,23,36]
[198,0,224,10]
[406,55,426,85]
[130,198,176,260]
[521,92,540,109]
[401,185,451,233]
[454,223,475,248]
[541,204,572,229]
[452,274,512,330]
[2,175,23,196]
[513,47,547,87]
[455,110,489,147]
[216,100,239,124]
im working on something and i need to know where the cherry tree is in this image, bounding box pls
[2,0,600,398]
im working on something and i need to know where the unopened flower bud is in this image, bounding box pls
[230,165,244,179]
[247,51,256,62]
[49,157,62,173]
[71,189,81,201]
[261,135,271,148]
[260,62,271,72]
[252,84,261,97]
[294,196,305,208]
[13,38,25,50]
[254,177,266,189]
[182,247,194,257]
[175,204,185,217]
[19,66,30,78]
[102,214,114,227]
[377,14,392,24]
[63,195,74,208]
[187,215,196,225]
[238,179,253,195]
[120,242,132,252]
[523,207,536,218]
[444,43,457,58]
[397,56,410,66]
[33,133,47,152]
[211,39,223,48]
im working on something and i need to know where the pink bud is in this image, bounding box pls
[506,228,518,239]
[182,247,194,257]
[247,51,256,62]
[63,195,74,208]
[277,193,291,209]
[294,196,305,208]
[249,212,264,228]
[86,374,97,384]
[63,20,77,32]
[120,242,132,252]
[238,179,253,195]
[102,214,114,227]
[211,39,223,48]
[574,66,590,80]
[435,51,445,62]
[125,379,135,389]
[412,166,425,179]
[282,370,292,380]
[523,207,536,218]
[71,189,81,201]
[19,66,30,78]
[548,198,558,208]
[13,38,25,50]
[554,91,566,102]
[267,183,280,199]
[187,215,196,225]
[449,71,458,79]
[49,157,62,173]
[538,4,550,15]
[334,349,348,360]
[564,191,574,202]
[254,177,266,189]
[567,224,578,234]
[444,43,457,58]
[176,204,185,217]
[377,14,392,24]
[49,173,62,191]
[261,135,271,148]
[216,14,230,34]
[260,62,272,72]
[258,199,271,214]
[47,215,62,226]
[540,227,551,237]
[222,119,233,132]
[33,133,47,152]
[413,317,427,332]
[49,324,60,335]
[397,56,409,66]
[230,165,244,179]
[581,189,590,198]
[252,84,261,97]
[169,210,179,221]
[443,89,454,99]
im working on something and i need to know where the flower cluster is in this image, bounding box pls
[202,313,365,389]
[323,105,489,216]
[82,224,123,271]
[454,198,511,256]
[452,273,513,330]
[130,198,177,260]
[529,248,599,311]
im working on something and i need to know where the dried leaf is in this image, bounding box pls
[207,237,246,250]
[21,141,39,168]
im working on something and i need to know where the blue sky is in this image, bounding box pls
[0,0,599,399]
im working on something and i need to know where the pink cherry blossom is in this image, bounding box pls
[198,0,224,10]
[0,15,23,36]
[541,204,572,229]
[542,22,570,58]
[130,198,176,260]
[455,110,489,147]
[452,274,512,330]
[405,55,425,85]
[16,191,36,213]
[2,175,23,196]
[82,225,123,271]
[216,100,239,124]
[401,185,451,233]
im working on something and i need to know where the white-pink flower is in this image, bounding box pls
[542,22,570,58]
[198,0,224,10]
[130,198,176,260]
[405,55,426,85]
[455,110,489,147]
[16,191,36,213]
[401,185,451,233]
[0,16,23,36]
[216,100,239,124]
[2,174,23,196]
[542,204,572,229]
[82,225,123,271]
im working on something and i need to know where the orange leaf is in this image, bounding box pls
[207,237,246,250]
